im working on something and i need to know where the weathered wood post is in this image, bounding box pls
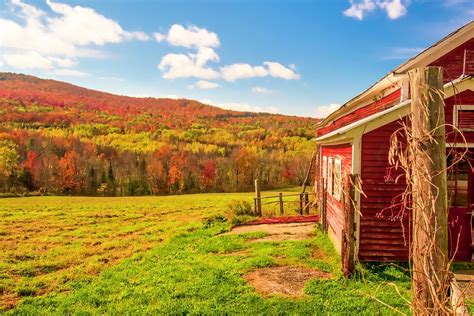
[279,192,284,215]
[322,182,327,232]
[304,192,309,214]
[254,179,262,216]
[299,193,303,215]
[342,174,356,277]
[409,66,449,314]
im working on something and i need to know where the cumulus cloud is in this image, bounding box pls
[344,0,408,20]
[220,63,268,81]
[153,24,219,49]
[220,62,299,81]
[158,47,220,79]
[3,52,53,69]
[264,62,300,80]
[0,0,148,71]
[194,80,220,89]
[252,86,274,94]
[314,104,341,119]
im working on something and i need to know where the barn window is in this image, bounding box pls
[333,158,342,200]
[453,105,474,131]
[327,157,333,195]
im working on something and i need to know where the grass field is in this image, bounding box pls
[1,190,412,314]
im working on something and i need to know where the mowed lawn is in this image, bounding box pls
[1,191,412,314]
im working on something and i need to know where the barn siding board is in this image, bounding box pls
[360,121,410,261]
[430,38,474,81]
[321,144,352,252]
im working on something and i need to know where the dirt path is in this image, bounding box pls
[225,222,315,242]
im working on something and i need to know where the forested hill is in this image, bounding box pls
[0,72,318,196]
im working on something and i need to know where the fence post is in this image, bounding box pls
[254,179,262,216]
[304,192,309,214]
[342,174,356,277]
[299,193,303,215]
[279,192,284,215]
[322,182,327,231]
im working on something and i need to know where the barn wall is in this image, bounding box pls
[360,120,410,261]
[321,144,352,254]
[430,38,474,81]
[317,90,401,137]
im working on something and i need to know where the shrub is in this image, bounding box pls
[227,200,256,217]
[226,200,258,226]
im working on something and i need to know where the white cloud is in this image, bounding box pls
[344,0,376,20]
[195,80,220,89]
[0,0,148,72]
[252,86,274,94]
[158,47,220,79]
[314,104,341,118]
[53,69,88,77]
[264,62,300,80]
[220,62,299,82]
[3,51,53,69]
[344,0,408,20]
[379,0,407,19]
[157,24,220,49]
[154,32,165,42]
[220,63,268,81]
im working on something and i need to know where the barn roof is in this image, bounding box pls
[315,20,474,130]
[315,76,474,145]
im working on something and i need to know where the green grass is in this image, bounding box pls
[0,191,412,314]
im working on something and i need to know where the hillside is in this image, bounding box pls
[0,73,318,196]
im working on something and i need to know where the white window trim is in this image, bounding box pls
[453,104,474,132]
[333,158,342,201]
[327,157,333,196]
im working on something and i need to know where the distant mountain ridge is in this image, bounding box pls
[0,72,312,122]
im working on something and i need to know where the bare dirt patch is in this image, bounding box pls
[226,223,315,242]
[244,266,332,297]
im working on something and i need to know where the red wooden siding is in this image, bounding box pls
[321,144,352,249]
[316,89,401,137]
[430,38,474,82]
[360,121,410,261]
[445,90,474,143]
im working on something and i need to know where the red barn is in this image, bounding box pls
[315,21,474,262]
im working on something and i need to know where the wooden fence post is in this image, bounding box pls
[279,192,284,215]
[342,174,356,277]
[409,66,449,313]
[299,193,303,215]
[254,179,262,216]
[304,192,309,214]
[322,182,327,232]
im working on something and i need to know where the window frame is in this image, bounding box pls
[333,158,342,201]
[453,104,474,132]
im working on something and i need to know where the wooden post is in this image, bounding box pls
[279,192,284,215]
[342,174,356,277]
[322,182,327,231]
[299,193,303,215]
[254,179,262,216]
[302,150,317,193]
[304,192,309,214]
[409,67,449,314]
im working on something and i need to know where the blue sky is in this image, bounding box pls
[0,0,472,117]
